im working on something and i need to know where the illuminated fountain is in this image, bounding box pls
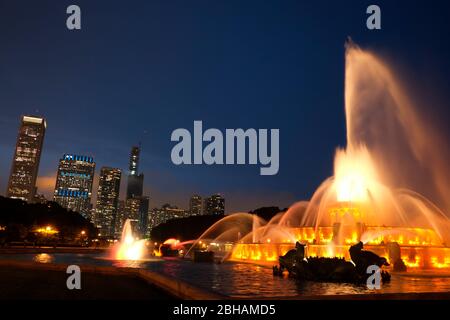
[111,219,147,260]
[196,41,450,270]
[185,213,261,262]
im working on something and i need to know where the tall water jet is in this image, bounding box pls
[344,40,450,215]
[111,219,147,260]
[252,214,261,243]
[230,40,450,269]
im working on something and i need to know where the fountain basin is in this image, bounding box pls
[231,242,450,269]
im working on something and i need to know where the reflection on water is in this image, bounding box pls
[33,253,54,264]
[1,253,450,298]
[97,257,163,268]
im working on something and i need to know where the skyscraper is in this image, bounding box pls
[129,146,139,175]
[53,154,95,220]
[148,207,164,231]
[124,145,149,237]
[189,194,203,216]
[138,195,150,237]
[205,194,225,215]
[126,146,144,199]
[124,197,141,236]
[125,198,141,221]
[123,198,149,233]
[115,200,126,237]
[7,115,46,202]
[95,167,121,237]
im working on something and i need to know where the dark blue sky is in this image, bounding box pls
[1,0,449,212]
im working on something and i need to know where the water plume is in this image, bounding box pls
[111,219,147,260]
[226,40,450,269]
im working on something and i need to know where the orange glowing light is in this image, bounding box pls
[36,226,58,235]
[163,238,180,246]
[113,219,146,261]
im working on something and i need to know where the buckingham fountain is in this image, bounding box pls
[109,41,450,294]
[184,40,450,275]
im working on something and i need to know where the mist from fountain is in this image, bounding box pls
[184,213,257,258]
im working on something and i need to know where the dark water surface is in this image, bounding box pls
[1,253,450,298]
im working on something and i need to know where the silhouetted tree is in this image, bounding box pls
[0,196,96,244]
[150,206,288,242]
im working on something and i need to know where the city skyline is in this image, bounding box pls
[3,114,227,236]
[2,114,230,214]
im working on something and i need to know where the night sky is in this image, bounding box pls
[1,0,449,213]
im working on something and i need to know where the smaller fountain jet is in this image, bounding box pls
[112,219,147,260]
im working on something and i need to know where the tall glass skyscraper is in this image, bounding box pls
[7,115,46,202]
[53,154,95,220]
[124,145,149,237]
[129,146,140,176]
[95,167,121,237]
[126,146,144,199]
